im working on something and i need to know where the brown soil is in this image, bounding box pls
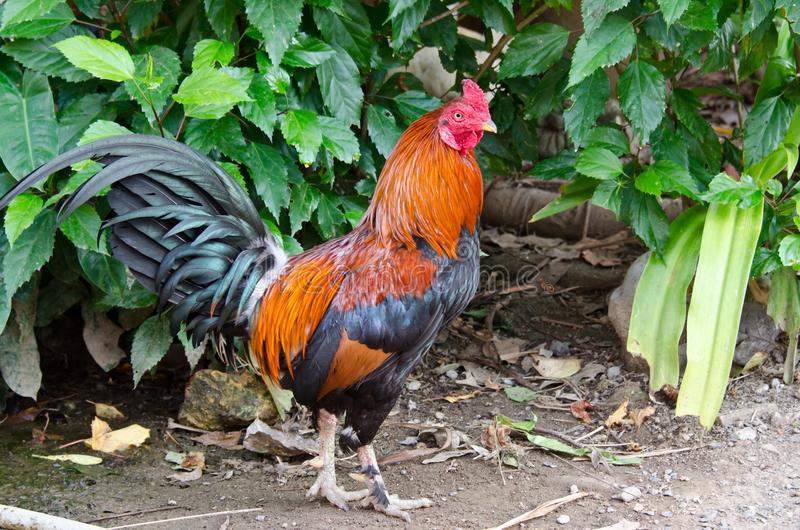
[2,242,800,530]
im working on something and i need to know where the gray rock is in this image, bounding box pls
[613,486,643,503]
[550,340,570,356]
[735,427,758,441]
[556,515,570,525]
[607,366,622,379]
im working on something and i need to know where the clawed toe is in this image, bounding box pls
[359,493,433,522]
[307,474,369,510]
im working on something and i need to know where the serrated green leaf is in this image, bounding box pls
[623,188,670,252]
[57,94,110,152]
[584,126,630,155]
[218,161,247,190]
[592,178,623,214]
[281,109,322,165]
[367,105,402,158]
[0,26,93,82]
[131,314,173,386]
[192,39,235,70]
[618,61,666,144]
[1,0,62,28]
[77,249,127,299]
[568,15,635,87]
[283,34,337,67]
[315,192,345,238]
[313,0,373,67]
[127,0,162,39]
[393,90,441,122]
[563,70,610,147]
[0,69,58,180]
[701,173,762,207]
[204,0,243,41]
[59,204,101,252]
[54,35,135,82]
[3,210,56,299]
[498,23,569,80]
[637,160,702,200]
[779,234,800,266]
[319,116,359,163]
[183,115,246,161]
[5,193,43,247]
[0,2,73,38]
[392,0,430,50]
[238,74,277,139]
[744,0,775,35]
[657,0,690,26]
[531,176,597,222]
[576,147,623,180]
[124,46,181,118]
[581,0,630,35]
[289,181,320,235]
[245,0,303,66]
[246,143,289,218]
[532,150,578,180]
[173,66,251,118]
[77,120,132,145]
[744,96,795,166]
[316,46,363,127]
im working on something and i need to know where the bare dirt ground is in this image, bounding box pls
[3,238,800,530]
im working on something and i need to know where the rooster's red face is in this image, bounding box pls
[437,79,496,154]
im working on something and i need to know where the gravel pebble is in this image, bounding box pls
[735,427,758,441]
[556,515,570,525]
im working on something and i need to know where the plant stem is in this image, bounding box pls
[131,79,165,137]
[420,0,469,28]
[175,113,188,141]
[474,3,549,82]
[784,331,798,384]
[109,0,136,53]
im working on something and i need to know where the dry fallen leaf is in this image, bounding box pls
[166,450,205,482]
[84,417,150,453]
[741,351,768,374]
[192,431,243,450]
[605,399,629,427]
[481,423,511,451]
[582,248,622,267]
[91,402,126,421]
[532,355,581,379]
[443,390,481,403]
[493,337,529,362]
[629,406,656,428]
[34,454,103,465]
[570,400,594,424]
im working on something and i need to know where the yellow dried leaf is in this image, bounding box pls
[33,454,103,465]
[93,402,126,421]
[630,406,656,428]
[605,399,629,427]
[742,351,768,374]
[443,390,481,403]
[532,355,581,379]
[84,417,150,453]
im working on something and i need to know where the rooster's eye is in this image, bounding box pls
[453,112,464,120]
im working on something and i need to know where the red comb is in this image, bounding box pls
[461,79,489,113]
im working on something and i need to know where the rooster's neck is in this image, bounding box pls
[362,111,484,258]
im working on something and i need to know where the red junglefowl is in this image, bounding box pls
[0,79,495,521]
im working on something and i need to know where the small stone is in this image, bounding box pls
[521,356,535,372]
[606,366,622,379]
[407,380,422,391]
[167,499,177,506]
[771,378,783,389]
[756,384,770,394]
[633,503,644,512]
[613,486,642,503]
[735,427,758,441]
[434,411,445,420]
[556,515,570,525]
[407,400,417,411]
[569,484,579,494]
[445,370,459,380]
[256,515,266,522]
[550,340,570,356]
[662,510,673,518]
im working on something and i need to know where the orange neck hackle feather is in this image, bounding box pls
[252,106,484,384]
[364,108,484,258]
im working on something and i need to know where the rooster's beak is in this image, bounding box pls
[482,120,497,133]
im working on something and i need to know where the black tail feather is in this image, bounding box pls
[0,134,287,344]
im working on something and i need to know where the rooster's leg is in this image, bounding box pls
[306,409,369,510]
[356,444,433,522]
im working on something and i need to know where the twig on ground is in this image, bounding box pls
[485,492,589,530]
[108,508,262,529]
[85,506,183,524]
[530,427,585,449]
[549,453,622,491]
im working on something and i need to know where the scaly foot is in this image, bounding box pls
[354,444,433,522]
[306,468,369,511]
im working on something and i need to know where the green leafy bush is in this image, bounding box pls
[0,0,799,428]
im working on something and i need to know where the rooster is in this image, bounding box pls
[0,79,495,520]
